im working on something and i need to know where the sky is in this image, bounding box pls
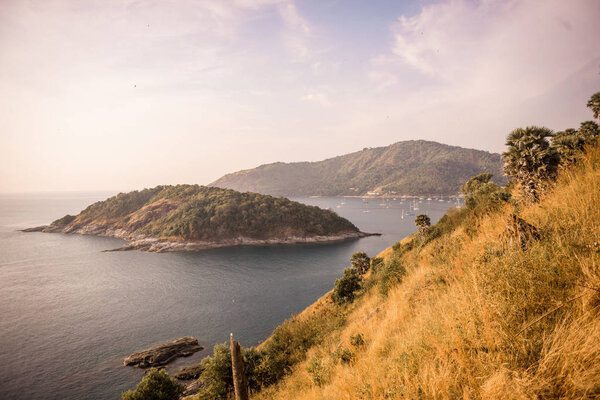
[1,0,599,193]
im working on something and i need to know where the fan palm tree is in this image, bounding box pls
[503,126,559,202]
[415,214,431,237]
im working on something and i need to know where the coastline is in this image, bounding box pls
[22,225,379,253]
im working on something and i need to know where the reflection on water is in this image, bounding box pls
[0,193,457,399]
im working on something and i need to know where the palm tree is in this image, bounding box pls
[415,214,431,237]
[578,120,600,142]
[503,126,559,202]
[350,252,370,274]
[587,92,600,120]
[552,128,583,164]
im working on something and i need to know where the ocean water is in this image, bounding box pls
[0,193,458,399]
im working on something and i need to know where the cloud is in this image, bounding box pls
[360,0,600,151]
[388,0,600,99]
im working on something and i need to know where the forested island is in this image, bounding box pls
[24,185,371,252]
[210,140,505,197]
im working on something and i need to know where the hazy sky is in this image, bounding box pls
[1,0,599,193]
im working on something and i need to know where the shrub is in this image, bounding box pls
[121,368,184,400]
[332,268,361,304]
[194,344,233,400]
[350,333,365,348]
[377,259,407,296]
[337,347,354,364]
[370,257,384,272]
[306,356,327,386]
[461,173,511,213]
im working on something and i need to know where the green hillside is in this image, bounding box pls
[210,140,505,196]
[37,185,362,249]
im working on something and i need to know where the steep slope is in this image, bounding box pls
[26,185,368,252]
[210,140,505,196]
[249,145,600,399]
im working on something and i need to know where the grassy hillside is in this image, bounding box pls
[210,140,505,197]
[247,144,600,399]
[46,185,360,242]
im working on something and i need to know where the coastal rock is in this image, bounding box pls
[174,363,205,380]
[123,337,204,368]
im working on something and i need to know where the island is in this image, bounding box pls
[24,185,375,252]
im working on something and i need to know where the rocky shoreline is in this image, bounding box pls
[23,224,379,253]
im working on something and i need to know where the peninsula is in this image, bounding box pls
[24,185,373,252]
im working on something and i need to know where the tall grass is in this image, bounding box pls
[253,144,600,399]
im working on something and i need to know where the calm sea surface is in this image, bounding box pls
[0,192,458,399]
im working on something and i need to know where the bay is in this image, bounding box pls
[0,193,458,399]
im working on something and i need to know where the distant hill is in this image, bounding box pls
[210,140,505,197]
[25,185,368,252]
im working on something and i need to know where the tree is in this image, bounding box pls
[350,252,370,274]
[332,268,361,304]
[121,368,184,400]
[552,121,599,165]
[502,126,560,202]
[415,214,431,237]
[587,91,600,120]
[578,120,600,142]
[461,173,510,211]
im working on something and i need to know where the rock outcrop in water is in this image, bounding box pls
[24,184,376,252]
[123,337,204,368]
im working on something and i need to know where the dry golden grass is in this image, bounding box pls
[253,145,600,400]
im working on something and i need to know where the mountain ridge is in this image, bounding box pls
[210,140,505,197]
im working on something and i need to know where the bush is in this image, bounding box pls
[194,343,273,399]
[306,356,327,386]
[194,344,232,400]
[370,257,384,272]
[461,173,511,214]
[377,259,407,296]
[350,333,365,348]
[337,347,354,364]
[332,268,361,304]
[121,368,184,400]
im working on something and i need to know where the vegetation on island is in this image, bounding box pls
[210,140,504,197]
[123,92,600,399]
[49,185,360,242]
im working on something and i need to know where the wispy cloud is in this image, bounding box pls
[359,0,600,151]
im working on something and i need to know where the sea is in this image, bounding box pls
[0,192,458,399]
